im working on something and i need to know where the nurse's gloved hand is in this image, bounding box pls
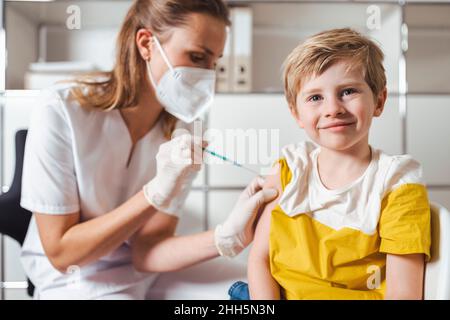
[143,134,205,216]
[214,177,278,257]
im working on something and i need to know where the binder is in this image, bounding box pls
[231,7,253,93]
[215,27,232,93]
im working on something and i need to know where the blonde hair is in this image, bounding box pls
[71,0,230,139]
[283,28,386,110]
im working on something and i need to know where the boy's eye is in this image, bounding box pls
[308,95,322,102]
[342,88,356,96]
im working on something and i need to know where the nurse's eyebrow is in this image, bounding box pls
[195,45,223,59]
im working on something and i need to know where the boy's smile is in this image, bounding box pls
[293,60,386,152]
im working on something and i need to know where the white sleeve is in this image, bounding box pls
[20,90,80,214]
[383,155,425,193]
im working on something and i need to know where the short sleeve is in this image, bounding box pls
[277,158,293,191]
[379,183,431,261]
[384,154,424,191]
[20,89,80,214]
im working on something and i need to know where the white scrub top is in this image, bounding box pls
[20,83,193,299]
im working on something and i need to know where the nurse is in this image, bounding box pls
[20,0,278,299]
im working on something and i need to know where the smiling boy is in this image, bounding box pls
[247,28,431,300]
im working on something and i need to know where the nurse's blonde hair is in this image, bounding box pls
[71,0,230,139]
[283,28,386,112]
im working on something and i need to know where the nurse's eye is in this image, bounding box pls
[190,52,206,64]
[341,88,357,96]
[308,95,322,102]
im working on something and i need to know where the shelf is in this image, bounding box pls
[405,3,450,29]
[6,0,132,27]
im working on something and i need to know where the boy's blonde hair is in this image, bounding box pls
[283,28,386,110]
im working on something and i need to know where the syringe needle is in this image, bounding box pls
[202,148,262,177]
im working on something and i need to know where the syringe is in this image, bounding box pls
[202,148,261,176]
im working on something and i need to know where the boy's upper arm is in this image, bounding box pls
[251,163,283,259]
[386,253,425,299]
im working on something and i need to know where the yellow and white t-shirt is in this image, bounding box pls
[269,141,431,300]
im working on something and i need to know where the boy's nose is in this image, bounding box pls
[323,97,346,118]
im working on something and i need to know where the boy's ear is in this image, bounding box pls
[373,87,387,117]
[289,103,305,128]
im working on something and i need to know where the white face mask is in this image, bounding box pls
[147,36,216,123]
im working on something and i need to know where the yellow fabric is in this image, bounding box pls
[269,158,431,300]
[379,184,431,261]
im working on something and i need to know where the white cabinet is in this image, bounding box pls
[207,94,403,187]
[406,4,450,94]
[3,93,36,188]
[251,2,401,93]
[407,96,450,185]
[1,93,35,300]
[2,240,29,300]
[369,97,402,155]
[207,94,307,186]
[208,191,251,265]
[6,1,132,89]
[176,192,205,236]
[428,189,450,213]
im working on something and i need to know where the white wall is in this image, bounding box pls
[5,6,38,89]
[45,27,118,71]
[1,93,36,300]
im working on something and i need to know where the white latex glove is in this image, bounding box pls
[143,134,205,216]
[214,176,278,257]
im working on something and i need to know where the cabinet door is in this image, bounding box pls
[252,3,401,93]
[369,97,402,155]
[207,94,307,187]
[407,96,450,185]
[208,94,402,187]
[428,189,450,213]
[2,93,35,300]
[406,4,450,94]
[208,191,251,265]
[175,191,205,236]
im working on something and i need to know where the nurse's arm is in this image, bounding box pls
[248,164,282,300]
[34,190,157,274]
[130,212,219,273]
[385,253,425,300]
[130,169,282,274]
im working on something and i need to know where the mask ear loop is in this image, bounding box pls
[146,59,158,89]
[152,36,175,74]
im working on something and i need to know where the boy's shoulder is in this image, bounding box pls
[280,140,318,168]
[278,141,425,193]
[377,149,425,193]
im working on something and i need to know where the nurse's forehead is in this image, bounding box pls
[169,30,224,57]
